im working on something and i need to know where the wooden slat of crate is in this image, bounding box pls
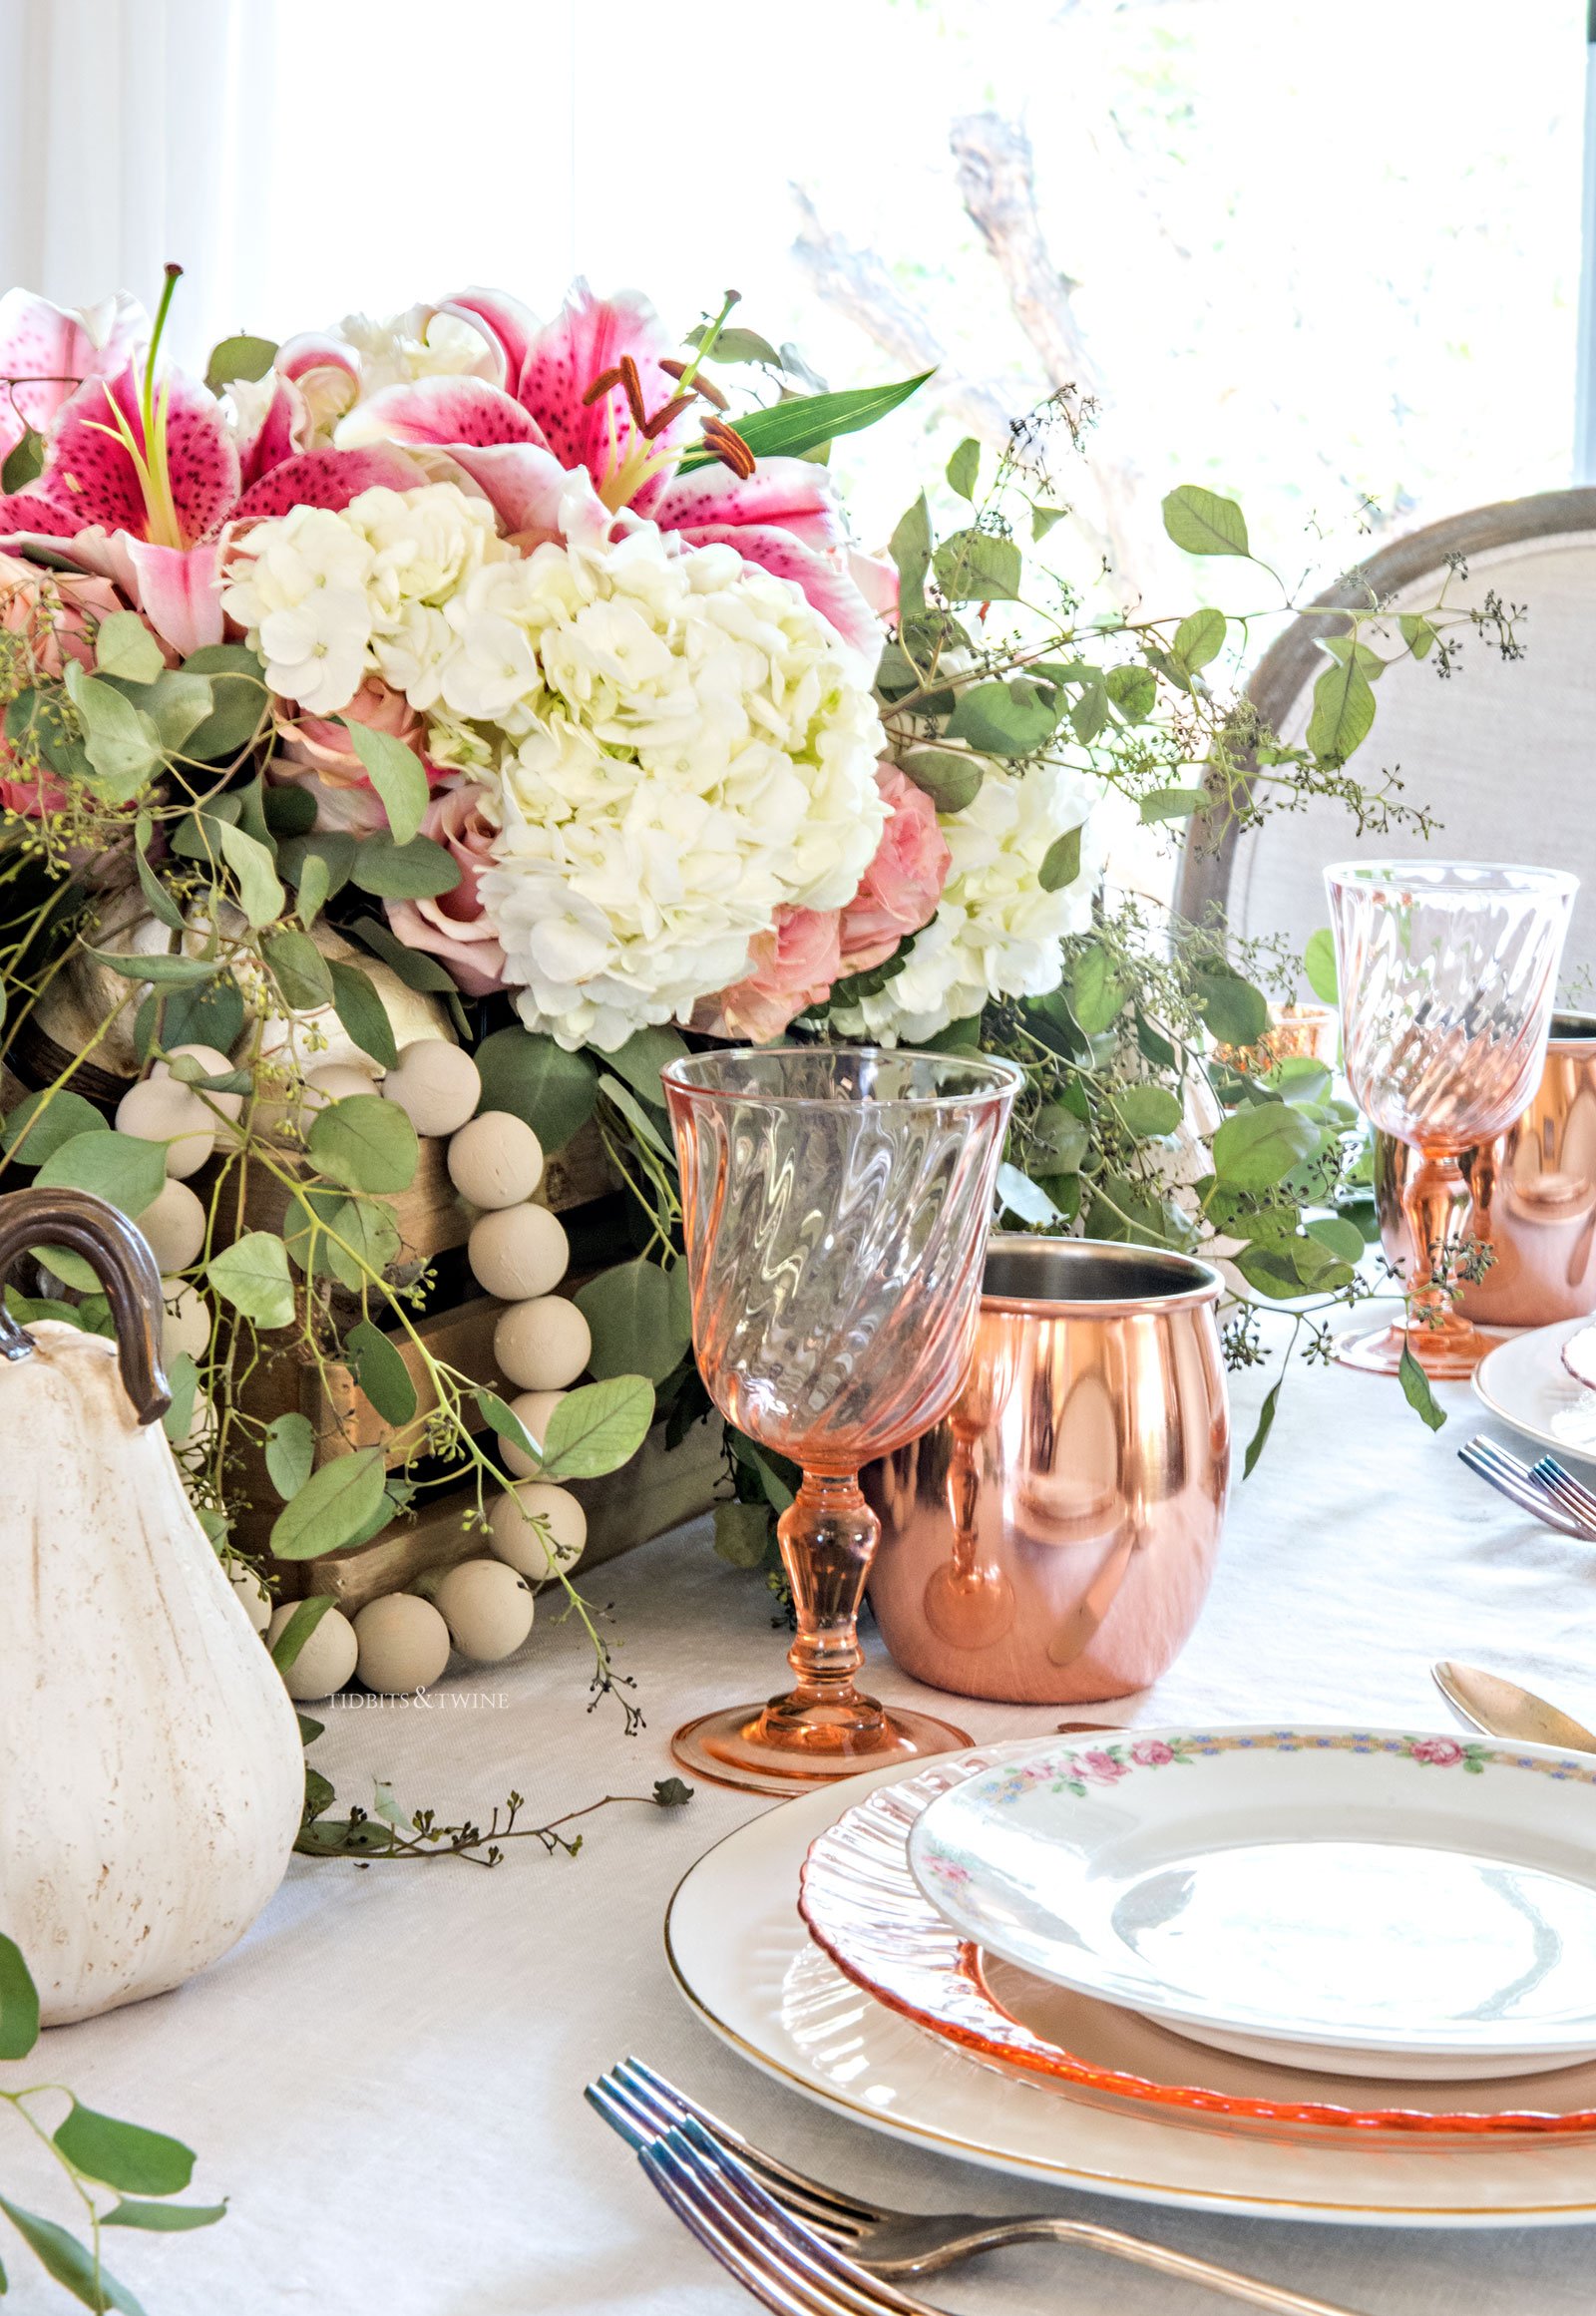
[298,1416,721,1612]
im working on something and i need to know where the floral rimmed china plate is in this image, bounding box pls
[799,1750,1596,2136]
[1472,1318,1596,1462]
[905,1728,1596,2080]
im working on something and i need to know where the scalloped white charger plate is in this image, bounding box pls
[1473,1317,1596,1461]
[664,1747,1596,2224]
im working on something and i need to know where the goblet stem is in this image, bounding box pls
[763,1472,884,1739]
[1400,1145,1475,1346]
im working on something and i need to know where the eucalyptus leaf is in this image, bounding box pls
[996,1164,1062,1226]
[1068,946,1128,1034]
[328,961,399,1069]
[537,1375,654,1480]
[1398,1342,1447,1432]
[0,1935,39,2061]
[150,977,245,1056]
[1304,926,1340,1003]
[945,438,980,501]
[180,643,268,762]
[475,1389,539,1467]
[1038,826,1083,894]
[713,1500,771,1568]
[1170,606,1226,673]
[95,610,165,684]
[0,1089,107,1164]
[63,660,160,797]
[1140,786,1208,824]
[307,1095,418,1195]
[136,671,212,753]
[1243,1375,1283,1478]
[322,1198,402,1291]
[474,1026,597,1152]
[297,852,330,928]
[1030,503,1068,541]
[1211,1100,1320,1190]
[91,946,218,989]
[341,722,428,845]
[217,822,285,929]
[0,2196,145,2314]
[348,833,462,899]
[132,811,187,932]
[204,332,277,393]
[604,1025,687,1107]
[276,831,354,898]
[1399,610,1438,659]
[103,2199,227,2233]
[1305,1213,1367,1264]
[944,677,1057,757]
[598,1073,672,1160]
[1116,1084,1183,1138]
[265,1410,316,1500]
[269,1595,337,1673]
[1191,963,1269,1047]
[933,528,1022,602]
[160,1352,199,1445]
[270,1447,388,1559]
[345,1317,418,1426]
[575,1259,690,1384]
[206,1232,295,1329]
[887,493,931,614]
[1162,484,1250,558]
[53,2102,195,2195]
[348,915,463,995]
[36,1130,166,1220]
[1105,663,1157,721]
[263,929,333,1011]
[899,749,983,812]
[2,423,43,490]
[1307,653,1377,762]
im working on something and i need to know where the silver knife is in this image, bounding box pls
[1431,1660,1596,1754]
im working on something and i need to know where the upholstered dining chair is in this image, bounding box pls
[1174,487,1596,995]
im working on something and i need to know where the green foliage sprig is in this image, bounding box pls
[0,1935,222,2312]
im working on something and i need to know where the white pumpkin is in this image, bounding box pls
[0,1197,304,2026]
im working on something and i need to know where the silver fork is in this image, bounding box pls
[1457,1435,1591,1536]
[588,2059,1369,2316]
[1529,1452,1596,1529]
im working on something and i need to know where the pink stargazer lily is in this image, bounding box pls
[0,289,146,466]
[0,278,416,656]
[340,284,882,656]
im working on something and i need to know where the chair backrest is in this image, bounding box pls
[1175,489,1596,997]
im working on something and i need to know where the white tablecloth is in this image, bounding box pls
[14,1339,1596,2315]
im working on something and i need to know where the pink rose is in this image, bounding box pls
[836,768,952,975]
[692,907,843,1043]
[383,777,508,997]
[1075,1748,1129,1784]
[1130,1738,1175,1767]
[1408,1737,1465,1767]
[268,676,435,835]
[0,553,148,816]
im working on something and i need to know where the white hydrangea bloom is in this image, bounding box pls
[830,763,1109,1043]
[338,306,498,397]
[220,482,510,713]
[465,501,886,1051]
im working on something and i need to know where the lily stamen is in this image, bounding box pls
[698,417,755,480]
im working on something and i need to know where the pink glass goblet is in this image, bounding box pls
[1326,860,1576,1376]
[662,1045,1020,1796]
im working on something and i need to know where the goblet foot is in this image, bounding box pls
[670,1695,974,1798]
[1333,1317,1495,1377]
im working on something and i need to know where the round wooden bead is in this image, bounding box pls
[116,1076,215,1178]
[135,1178,206,1272]
[488,1482,587,1583]
[268,1601,359,1700]
[161,1281,211,1363]
[303,1062,382,1112]
[447,1111,543,1209]
[154,1042,244,1122]
[431,1559,535,1663]
[353,1593,452,1694]
[494,1296,591,1392]
[497,1388,565,1478]
[382,1039,481,1137]
[467,1203,569,1302]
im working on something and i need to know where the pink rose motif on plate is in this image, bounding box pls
[1407,1737,1466,1767]
[383,777,507,997]
[1130,1738,1176,1768]
[1074,1749,1129,1784]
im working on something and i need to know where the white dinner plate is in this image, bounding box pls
[906,1728,1596,2078]
[665,1747,1596,2224]
[1473,1317,1596,1461]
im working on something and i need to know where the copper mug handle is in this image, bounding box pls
[0,1186,171,1425]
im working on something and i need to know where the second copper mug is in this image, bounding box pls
[1375,1010,1596,1328]
[863,1236,1229,1705]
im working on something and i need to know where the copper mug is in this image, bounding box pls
[1375,1010,1596,1327]
[863,1236,1229,1705]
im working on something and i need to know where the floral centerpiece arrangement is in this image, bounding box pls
[0,264,1495,1644]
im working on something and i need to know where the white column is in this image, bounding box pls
[1576,9,1596,479]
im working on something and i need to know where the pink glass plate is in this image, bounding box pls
[797,1750,1596,2139]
